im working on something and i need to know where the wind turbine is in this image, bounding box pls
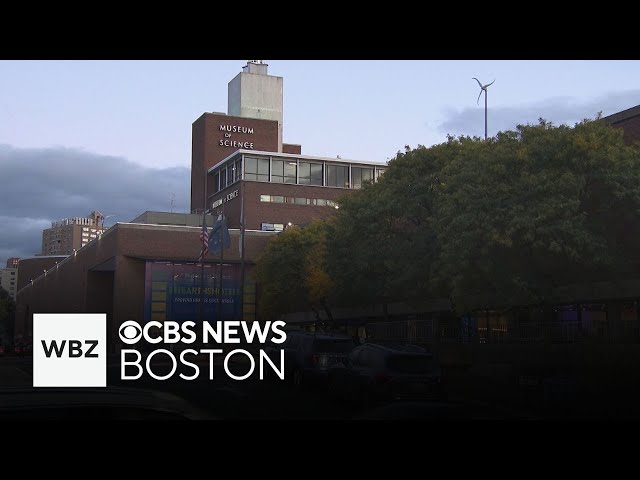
[473,77,495,140]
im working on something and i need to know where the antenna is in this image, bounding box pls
[170,193,176,213]
[472,77,495,140]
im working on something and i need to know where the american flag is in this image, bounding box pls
[198,221,209,262]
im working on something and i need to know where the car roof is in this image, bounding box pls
[290,331,353,341]
[361,343,433,356]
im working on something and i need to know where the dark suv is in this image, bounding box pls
[272,331,356,389]
[328,343,444,406]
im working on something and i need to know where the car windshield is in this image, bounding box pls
[386,354,434,373]
[312,339,354,354]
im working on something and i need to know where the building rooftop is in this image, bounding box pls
[600,104,640,125]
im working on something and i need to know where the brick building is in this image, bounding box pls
[601,104,640,145]
[15,61,385,347]
[41,210,106,255]
[6,257,20,269]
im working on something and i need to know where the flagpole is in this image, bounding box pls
[217,199,225,323]
[239,180,246,322]
[198,211,205,324]
[199,171,208,325]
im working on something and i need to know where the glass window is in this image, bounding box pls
[294,197,308,205]
[326,164,349,188]
[213,172,220,193]
[271,195,285,203]
[271,159,297,183]
[316,199,327,206]
[245,157,269,182]
[220,169,227,189]
[235,159,243,182]
[227,164,236,185]
[299,162,323,186]
[260,195,271,203]
[376,168,386,180]
[351,167,374,189]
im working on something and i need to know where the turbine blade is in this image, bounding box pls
[486,79,496,87]
[472,77,483,89]
[477,90,483,105]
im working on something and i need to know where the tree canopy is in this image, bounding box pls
[256,118,640,318]
[255,220,333,321]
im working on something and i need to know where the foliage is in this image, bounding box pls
[0,286,16,343]
[255,220,333,320]
[257,118,640,317]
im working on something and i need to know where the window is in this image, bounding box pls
[261,223,285,232]
[326,164,349,188]
[260,195,285,204]
[227,163,236,185]
[271,159,297,183]
[220,169,227,189]
[299,162,323,186]
[294,197,308,205]
[245,157,269,182]
[376,168,386,180]
[235,159,243,182]
[213,172,220,193]
[351,167,374,189]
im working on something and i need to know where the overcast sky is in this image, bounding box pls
[1,60,639,263]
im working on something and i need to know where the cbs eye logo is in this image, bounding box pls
[119,320,142,345]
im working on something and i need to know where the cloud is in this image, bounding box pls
[439,90,640,138]
[0,145,190,262]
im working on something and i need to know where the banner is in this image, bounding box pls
[144,261,245,322]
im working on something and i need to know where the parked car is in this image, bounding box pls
[328,343,445,407]
[267,331,357,389]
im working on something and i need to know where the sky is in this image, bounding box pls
[1,59,639,264]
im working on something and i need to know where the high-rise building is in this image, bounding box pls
[0,267,17,299]
[41,210,106,256]
[6,257,20,268]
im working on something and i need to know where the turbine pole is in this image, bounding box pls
[484,87,488,140]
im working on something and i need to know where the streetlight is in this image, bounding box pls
[101,214,117,229]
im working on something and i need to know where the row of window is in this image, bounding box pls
[260,195,339,207]
[212,155,385,193]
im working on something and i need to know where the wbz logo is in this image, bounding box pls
[41,339,99,358]
[33,313,106,387]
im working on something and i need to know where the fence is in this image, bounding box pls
[365,316,640,347]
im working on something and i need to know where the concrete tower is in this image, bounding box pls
[228,60,283,152]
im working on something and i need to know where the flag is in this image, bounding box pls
[209,214,231,254]
[198,221,209,262]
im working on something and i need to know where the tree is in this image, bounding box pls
[0,286,16,346]
[327,118,640,314]
[432,119,640,311]
[255,220,334,322]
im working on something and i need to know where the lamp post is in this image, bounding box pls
[101,214,117,229]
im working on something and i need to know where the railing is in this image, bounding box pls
[364,318,640,346]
